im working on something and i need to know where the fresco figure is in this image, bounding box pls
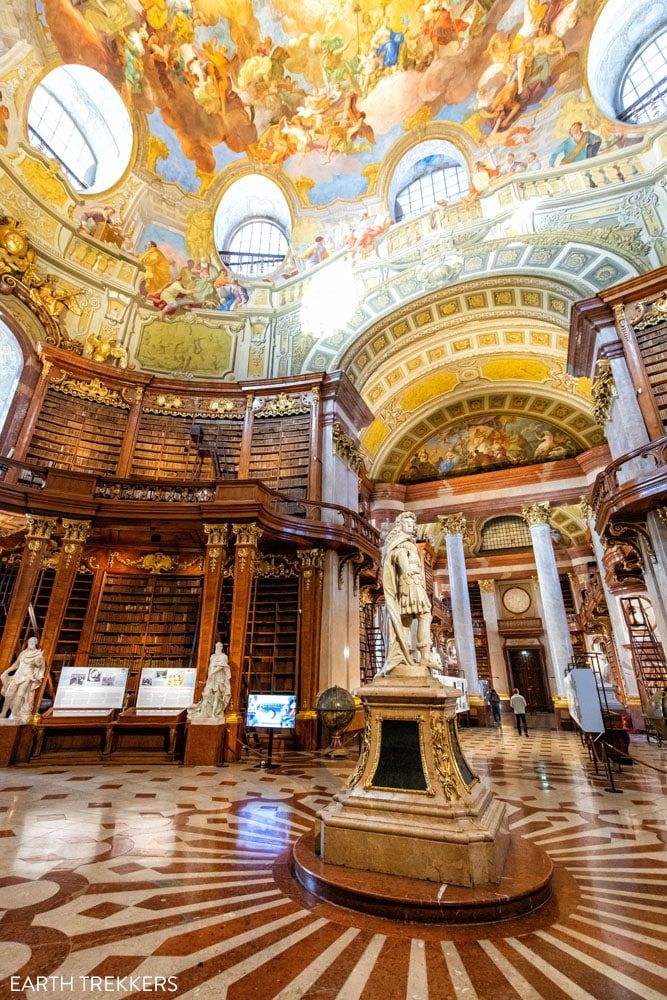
[376,21,405,69]
[549,121,601,166]
[0,91,10,147]
[298,236,329,268]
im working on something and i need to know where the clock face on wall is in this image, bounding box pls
[502,586,531,615]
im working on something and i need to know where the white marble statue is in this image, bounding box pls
[379,511,432,674]
[187,642,231,722]
[592,638,612,685]
[445,638,458,668]
[0,637,46,724]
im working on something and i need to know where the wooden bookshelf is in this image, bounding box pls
[25,388,127,475]
[191,419,243,479]
[468,583,491,685]
[248,414,311,501]
[244,575,299,694]
[52,571,94,673]
[88,574,202,703]
[19,566,54,648]
[131,413,207,480]
[0,561,17,636]
[216,575,234,649]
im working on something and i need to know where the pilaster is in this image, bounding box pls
[225,523,262,758]
[0,515,58,671]
[296,547,325,750]
[194,524,229,699]
[477,580,509,695]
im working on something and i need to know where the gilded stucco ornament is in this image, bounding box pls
[591,359,617,426]
[579,496,595,521]
[51,376,129,410]
[83,331,128,369]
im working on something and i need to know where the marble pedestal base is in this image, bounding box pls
[183,722,227,766]
[318,674,509,888]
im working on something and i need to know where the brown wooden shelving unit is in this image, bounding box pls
[25,389,127,475]
[244,575,299,694]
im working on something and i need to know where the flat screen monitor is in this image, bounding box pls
[246,693,296,729]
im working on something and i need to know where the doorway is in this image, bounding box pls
[506,647,551,712]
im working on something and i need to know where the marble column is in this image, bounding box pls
[478,580,509,695]
[580,498,638,699]
[319,551,361,693]
[438,514,479,694]
[639,510,667,645]
[521,502,573,698]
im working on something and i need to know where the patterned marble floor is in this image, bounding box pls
[0,724,665,1000]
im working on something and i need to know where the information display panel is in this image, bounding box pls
[437,675,469,713]
[135,667,197,710]
[565,668,604,733]
[54,667,128,711]
[246,693,297,729]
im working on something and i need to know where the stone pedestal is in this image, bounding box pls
[183,722,227,766]
[0,720,22,767]
[317,674,509,887]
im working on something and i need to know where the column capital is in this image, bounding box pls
[478,579,495,593]
[437,513,466,536]
[579,495,595,522]
[521,502,551,527]
[591,358,617,427]
[203,523,228,547]
[25,515,58,540]
[232,523,262,547]
[61,519,92,543]
[656,507,667,526]
[296,547,326,573]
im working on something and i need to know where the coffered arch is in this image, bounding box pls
[367,380,602,482]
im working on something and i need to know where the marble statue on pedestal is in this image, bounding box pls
[0,637,46,724]
[380,510,432,674]
[187,642,231,722]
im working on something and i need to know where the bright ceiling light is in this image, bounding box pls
[300,257,358,338]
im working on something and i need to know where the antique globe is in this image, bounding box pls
[316,686,356,758]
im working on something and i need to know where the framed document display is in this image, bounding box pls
[136,667,197,711]
[54,667,128,712]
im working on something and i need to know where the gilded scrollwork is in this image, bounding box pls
[332,421,365,473]
[254,394,310,418]
[254,554,298,578]
[347,708,371,788]
[51,376,128,409]
[591,358,617,426]
[430,715,461,801]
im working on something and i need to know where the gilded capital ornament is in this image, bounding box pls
[61,519,91,544]
[437,513,467,536]
[521,502,551,527]
[579,496,595,522]
[232,523,263,547]
[478,579,495,593]
[656,507,667,526]
[203,523,228,548]
[296,548,326,572]
[25,515,58,540]
[591,358,617,427]
[332,421,365,473]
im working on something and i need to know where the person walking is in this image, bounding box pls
[489,687,502,726]
[510,688,528,736]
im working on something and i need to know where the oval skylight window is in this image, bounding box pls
[27,65,133,194]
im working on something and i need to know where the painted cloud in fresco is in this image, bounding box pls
[34,0,645,201]
[399,414,580,483]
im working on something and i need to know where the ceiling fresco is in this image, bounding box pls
[398,411,580,482]
[33,0,645,203]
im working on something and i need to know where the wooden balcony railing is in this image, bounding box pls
[0,456,381,558]
[591,434,667,532]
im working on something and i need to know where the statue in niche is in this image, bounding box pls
[0,637,46,724]
[187,642,231,722]
[379,510,432,675]
[445,638,458,668]
[591,637,612,685]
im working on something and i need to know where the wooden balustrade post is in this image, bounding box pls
[116,386,145,476]
[0,515,58,671]
[295,548,325,750]
[34,518,91,712]
[237,395,254,479]
[308,386,322,501]
[225,523,262,760]
[194,524,228,699]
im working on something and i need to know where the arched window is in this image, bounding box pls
[28,66,133,194]
[389,140,470,223]
[479,516,532,552]
[224,219,289,278]
[0,320,23,433]
[214,175,291,279]
[618,29,667,124]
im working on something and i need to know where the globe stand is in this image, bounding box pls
[324,731,347,759]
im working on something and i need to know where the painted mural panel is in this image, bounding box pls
[34,0,645,202]
[399,413,580,482]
